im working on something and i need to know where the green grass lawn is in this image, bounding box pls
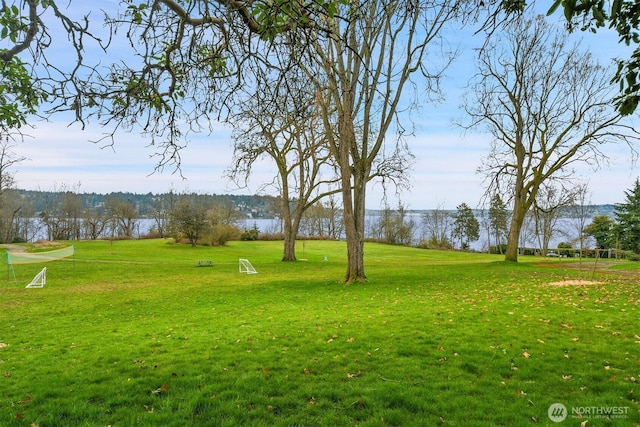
[0,239,638,426]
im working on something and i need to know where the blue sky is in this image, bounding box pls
[9,2,640,209]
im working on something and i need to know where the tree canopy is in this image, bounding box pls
[547,0,640,115]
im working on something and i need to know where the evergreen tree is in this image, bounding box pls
[453,203,480,250]
[583,215,615,250]
[488,193,509,253]
[613,178,640,253]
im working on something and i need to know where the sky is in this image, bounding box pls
[7,2,640,210]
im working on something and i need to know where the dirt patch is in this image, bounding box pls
[1,244,26,253]
[547,280,603,286]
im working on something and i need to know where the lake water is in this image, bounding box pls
[27,214,593,253]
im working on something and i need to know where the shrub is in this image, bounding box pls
[209,224,241,246]
[557,242,574,257]
[241,227,259,241]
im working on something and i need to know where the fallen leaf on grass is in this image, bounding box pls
[17,396,31,405]
[522,351,530,358]
[151,384,169,395]
[347,337,355,343]
[347,373,356,379]
[562,375,572,380]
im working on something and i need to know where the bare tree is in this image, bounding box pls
[299,0,462,281]
[104,195,138,238]
[532,183,577,256]
[149,191,178,238]
[0,137,28,242]
[300,195,343,239]
[40,183,82,241]
[227,43,340,261]
[369,202,416,246]
[465,14,639,262]
[420,205,454,250]
[82,208,109,240]
[568,183,594,256]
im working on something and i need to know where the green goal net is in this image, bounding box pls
[7,246,74,265]
[5,246,74,284]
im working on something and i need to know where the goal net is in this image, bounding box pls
[239,258,257,274]
[26,267,46,288]
[7,246,74,264]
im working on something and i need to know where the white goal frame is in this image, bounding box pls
[26,267,46,288]
[239,258,257,274]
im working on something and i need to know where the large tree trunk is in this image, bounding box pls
[505,172,529,262]
[348,168,367,282]
[341,183,366,282]
[505,212,522,262]
[282,210,302,262]
[338,111,367,283]
[282,227,297,261]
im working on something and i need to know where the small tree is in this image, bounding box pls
[488,193,509,254]
[104,195,138,238]
[568,184,594,256]
[532,183,577,256]
[82,208,109,240]
[0,138,28,242]
[370,203,415,246]
[300,195,343,240]
[40,184,83,241]
[149,191,177,238]
[170,196,209,247]
[420,205,454,250]
[206,200,242,246]
[583,215,615,250]
[453,203,480,250]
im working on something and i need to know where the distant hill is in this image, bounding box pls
[14,189,282,219]
[14,189,617,219]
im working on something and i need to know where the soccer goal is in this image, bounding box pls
[26,267,47,288]
[239,258,257,274]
